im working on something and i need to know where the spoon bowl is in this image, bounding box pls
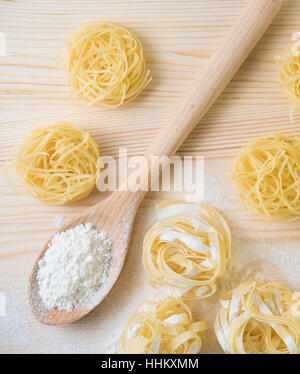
[29,190,143,324]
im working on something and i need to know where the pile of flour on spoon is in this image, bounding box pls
[37,222,112,312]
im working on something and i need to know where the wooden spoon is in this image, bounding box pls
[29,0,283,324]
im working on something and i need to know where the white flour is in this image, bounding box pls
[37,223,112,312]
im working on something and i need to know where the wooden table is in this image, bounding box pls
[1,0,300,354]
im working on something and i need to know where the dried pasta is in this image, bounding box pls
[119,297,207,354]
[142,200,231,299]
[62,21,151,107]
[12,122,100,205]
[215,281,300,354]
[277,39,300,112]
[231,133,300,221]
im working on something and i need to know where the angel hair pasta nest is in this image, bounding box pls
[278,39,300,111]
[13,122,100,205]
[62,21,151,107]
[118,297,207,354]
[231,133,300,221]
[215,281,300,354]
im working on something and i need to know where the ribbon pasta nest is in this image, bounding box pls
[277,39,300,111]
[231,133,300,221]
[62,21,151,107]
[12,122,100,205]
[119,297,207,354]
[142,200,231,299]
[215,281,300,354]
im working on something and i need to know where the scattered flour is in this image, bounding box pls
[4,158,300,353]
[37,223,112,312]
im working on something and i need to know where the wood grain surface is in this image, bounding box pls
[1,0,300,354]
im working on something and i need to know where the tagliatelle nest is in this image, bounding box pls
[215,281,300,354]
[62,21,151,107]
[118,297,207,354]
[231,133,300,221]
[142,200,231,299]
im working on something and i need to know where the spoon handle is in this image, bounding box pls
[129,0,283,192]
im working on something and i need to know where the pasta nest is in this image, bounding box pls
[231,133,300,221]
[62,21,151,107]
[118,297,207,354]
[13,122,100,205]
[278,39,300,111]
[142,200,231,299]
[215,281,300,354]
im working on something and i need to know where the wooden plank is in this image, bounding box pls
[1,0,300,353]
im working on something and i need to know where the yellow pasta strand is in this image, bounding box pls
[119,297,207,354]
[142,200,231,299]
[62,21,151,107]
[215,281,300,354]
[278,40,300,112]
[231,133,300,221]
[12,122,100,205]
